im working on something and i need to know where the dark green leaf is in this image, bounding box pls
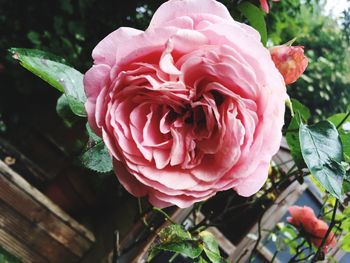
[9,48,86,117]
[300,121,346,200]
[81,142,113,173]
[238,2,267,45]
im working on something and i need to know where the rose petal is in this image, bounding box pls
[92,27,143,66]
[113,160,148,197]
[233,161,270,196]
[148,0,233,29]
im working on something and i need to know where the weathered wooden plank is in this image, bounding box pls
[0,137,47,183]
[0,174,90,257]
[0,160,95,242]
[0,199,78,263]
[0,160,95,259]
[0,228,47,263]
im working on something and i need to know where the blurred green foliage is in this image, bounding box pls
[267,0,350,121]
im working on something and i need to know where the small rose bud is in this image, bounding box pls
[270,45,308,85]
[260,0,280,13]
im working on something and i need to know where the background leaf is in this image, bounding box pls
[300,121,346,200]
[9,48,86,117]
[238,2,267,45]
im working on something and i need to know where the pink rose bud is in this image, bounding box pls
[270,45,308,85]
[288,206,337,253]
[260,0,280,13]
[84,0,287,208]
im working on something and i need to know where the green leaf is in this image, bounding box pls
[300,121,346,200]
[328,113,350,159]
[65,95,86,117]
[9,48,86,117]
[158,224,192,243]
[238,2,267,45]
[199,231,223,263]
[81,141,113,173]
[286,99,311,169]
[157,241,203,259]
[148,224,202,261]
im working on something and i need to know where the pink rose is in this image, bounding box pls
[259,0,280,13]
[84,0,286,208]
[288,206,337,253]
[270,45,308,85]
